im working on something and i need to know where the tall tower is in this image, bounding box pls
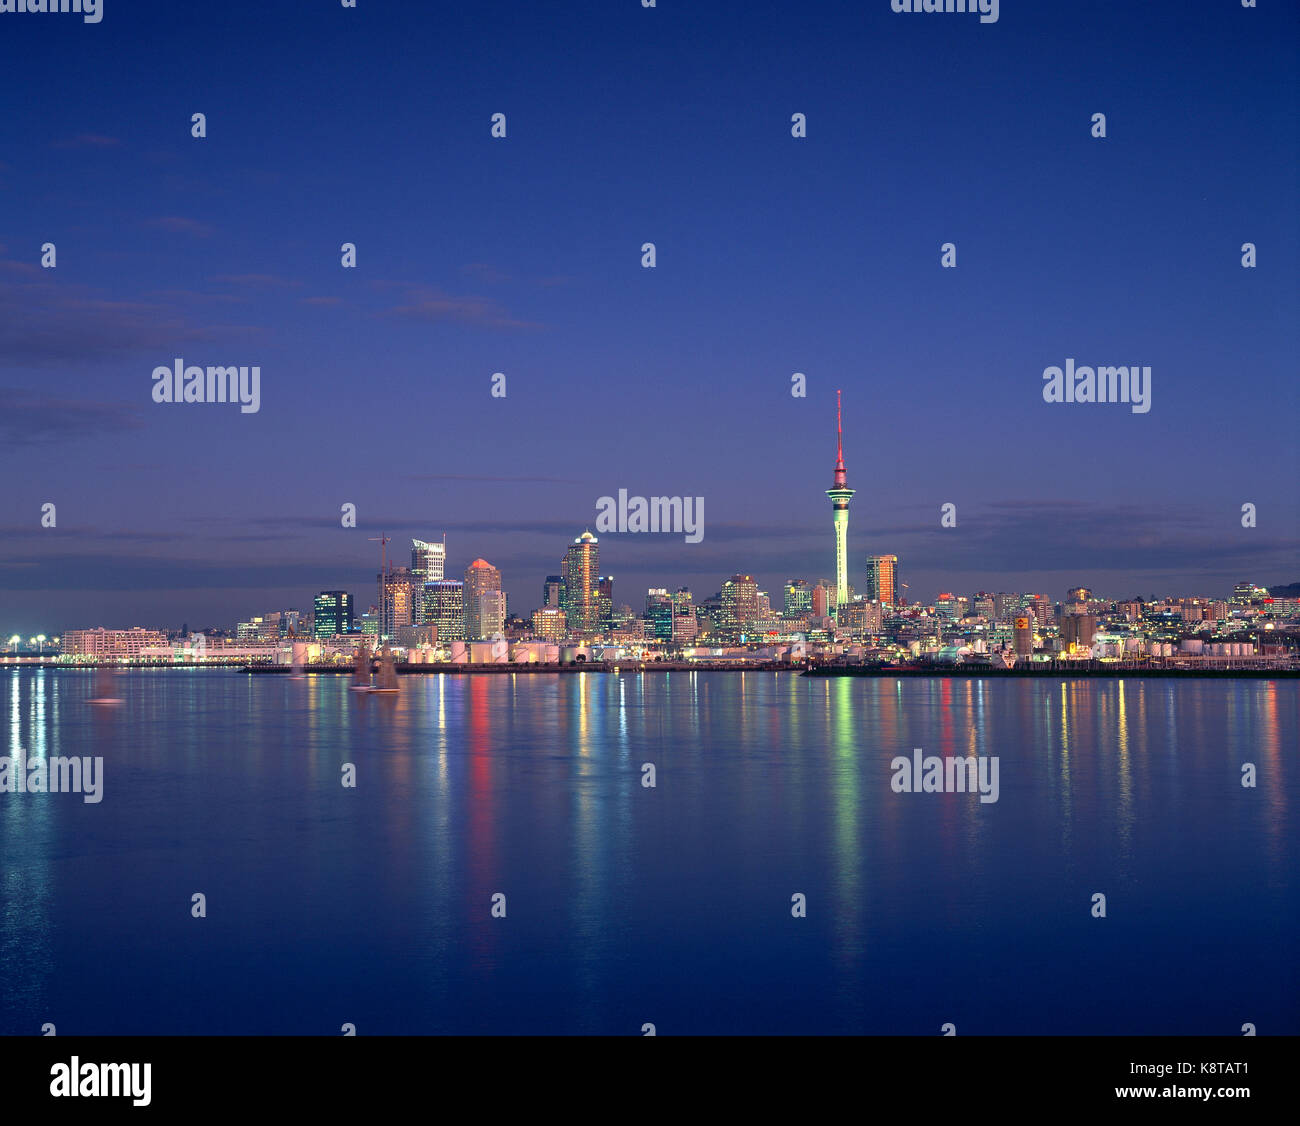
[825,390,855,618]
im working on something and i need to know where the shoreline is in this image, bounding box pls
[5,661,1296,679]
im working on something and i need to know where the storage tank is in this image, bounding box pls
[449,641,468,663]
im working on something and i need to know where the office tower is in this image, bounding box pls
[1066,586,1092,605]
[811,583,830,619]
[864,555,898,606]
[646,589,673,640]
[478,590,507,639]
[411,537,446,584]
[824,390,855,620]
[424,580,465,643]
[463,559,503,639]
[562,531,600,636]
[994,592,1021,623]
[671,588,697,644]
[314,591,354,638]
[532,608,566,641]
[380,566,423,638]
[1024,593,1052,628]
[543,575,564,610]
[598,576,614,632]
[784,579,812,619]
[935,593,960,617]
[720,574,759,643]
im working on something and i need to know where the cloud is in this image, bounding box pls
[144,216,214,238]
[462,263,512,284]
[51,134,121,150]
[0,276,255,366]
[0,389,144,445]
[382,286,542,330]
[401,473,582,484]
[300,296,344,307]
[145,288,248,305]
[214,274,302,289]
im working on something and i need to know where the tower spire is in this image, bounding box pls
[833,388,846,487]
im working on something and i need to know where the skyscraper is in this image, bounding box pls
[784,579,812,619]
[412,537,446,584]
[720,574,759,643]
[825,390,855,620]
[380,567,423,638]
[424,580,465,642]
[646,588,673,641]
[463,559,503,640]
[543,575,564,610]
[864,555,898,606]
[598,576,614,633]
[671,588,697,644]
[562,531,599,636]
[313,591,354,638]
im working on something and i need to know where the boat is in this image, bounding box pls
[349,642,372,691]
[88,666,124,706]
[368,642,400,694]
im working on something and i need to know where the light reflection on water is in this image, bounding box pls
[0,668,1294,1035]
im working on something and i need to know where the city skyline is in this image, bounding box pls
[2,0,1296,632]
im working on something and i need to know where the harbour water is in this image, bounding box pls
[1,669,1294,1035]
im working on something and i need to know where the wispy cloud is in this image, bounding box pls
[214,274,302,290]
[51,134,121,150]
[383,286,542,330]
[0,389,144,445]
[0,276,255,366]
[144,216,213,238]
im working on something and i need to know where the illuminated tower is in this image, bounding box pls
[825,390,855,619]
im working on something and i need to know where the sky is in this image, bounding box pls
[1,0,1297,634]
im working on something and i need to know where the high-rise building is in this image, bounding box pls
[597,576,614,633]
[412,537,446,584]
[543,575,564,610]
[784,579,812,619]
[380,567,423,638]
[646,588,673,641]
[864,555,898,606]
[562,531,600,636]
[994,592,1021,623]
[314,591,354,638]
[477,590,507,639]
[671,588,697,644]
[825,390,855,620]
[424,581,465,642]
[720,574,759,643]
[463,559,503,639]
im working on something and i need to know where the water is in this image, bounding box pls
[1,669,1294,1035]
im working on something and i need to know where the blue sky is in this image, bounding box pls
[1,0,1297,631]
